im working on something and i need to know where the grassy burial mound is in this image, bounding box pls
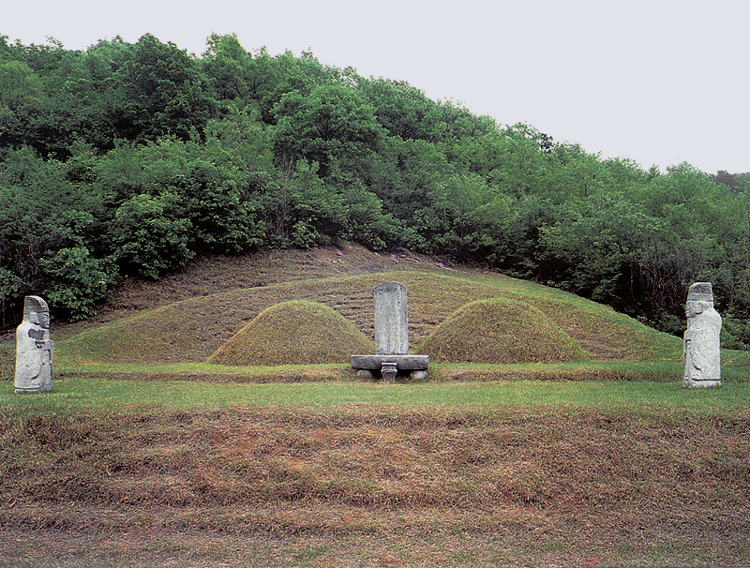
[57,276,380,365]
[208,301,374,366]
[418,298,590,363]
[54,268,682,368]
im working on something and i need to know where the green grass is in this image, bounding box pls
[4,376,749,414]
[51,269,687,367]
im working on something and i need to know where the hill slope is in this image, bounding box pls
[54,246,681,367]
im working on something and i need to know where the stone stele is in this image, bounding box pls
[683,282,721,388]
[374,281,409,355]
[352,281,428,381]
[14,295,54,393]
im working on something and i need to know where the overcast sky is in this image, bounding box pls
[4,0,748,174]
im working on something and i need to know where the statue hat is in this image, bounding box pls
[23,295,49,320]
[687,282,714,304]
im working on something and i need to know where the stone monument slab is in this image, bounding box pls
[352,281,428,381]
[374,282,409,355]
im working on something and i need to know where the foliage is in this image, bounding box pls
[40,247,111,320]
[109,34,216,143]
[0,32,749,342]
[110,193,194,280]
[272,83,384,178]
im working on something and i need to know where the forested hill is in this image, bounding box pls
[1,33,750,345]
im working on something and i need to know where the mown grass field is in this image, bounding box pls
[2,246,749,567]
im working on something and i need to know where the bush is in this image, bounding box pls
[41,247,112,321]
[0,267,25,328]
[110,193,195,280]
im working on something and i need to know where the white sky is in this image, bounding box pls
[4,0,749,174]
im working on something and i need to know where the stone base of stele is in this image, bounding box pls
[351,354,429,382]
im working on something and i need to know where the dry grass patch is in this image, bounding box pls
[208,301,374,366]
[2,404,749,568]
[417,298,590,363]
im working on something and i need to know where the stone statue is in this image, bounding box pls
[14,296,54,393]
[683,282,721,388]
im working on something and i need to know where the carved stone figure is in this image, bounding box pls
[683,282,721,388]
[14,296,54,393]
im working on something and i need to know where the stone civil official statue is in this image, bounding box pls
[683,282,721,388]
[14,295,54,393]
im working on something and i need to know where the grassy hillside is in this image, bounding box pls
[48,246,682,371]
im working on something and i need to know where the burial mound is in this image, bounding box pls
[208,300,374,366]
[418,298,590,363]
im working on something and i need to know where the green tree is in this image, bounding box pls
[538,195,652,305]
[202,33,254,102]
[95,135,266,254]
[260,159,346,247]
[0,59,41,149]
[0,147,107,320]
[109,34,216,142]
[271,83,384,177]
[41,247,111,321]
[360,78,440,141]
[369,138,453,231]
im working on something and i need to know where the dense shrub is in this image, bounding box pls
[40,247,112,320]
[110,193,194,280]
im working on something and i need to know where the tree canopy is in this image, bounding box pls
[1,33,749,347]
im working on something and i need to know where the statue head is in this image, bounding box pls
[686,282,714,319]
[23,296,50,329]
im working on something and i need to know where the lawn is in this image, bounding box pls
[2,376,749,567]
[4,374,750,413]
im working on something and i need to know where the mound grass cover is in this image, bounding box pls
[54,268,684,367]
[209,300,374,366]
[418,298,590,363]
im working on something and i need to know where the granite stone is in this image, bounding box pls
[683,282,722,388]
[374,282,409,355]
[352,282,428,381]
[15,296,54,393]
